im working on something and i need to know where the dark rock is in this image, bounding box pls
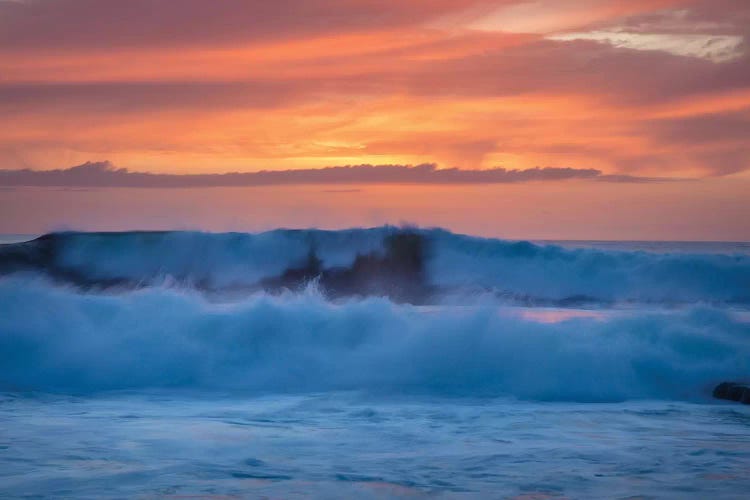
[0,230,434,302]
[261,230,433,303]
[713,382,750,404]
[270,246,323,290]
[713,382,732,399]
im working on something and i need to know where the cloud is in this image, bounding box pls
[0,161,671,188]
[545,0,748,64]
[404,36,750,106]
[0,0,493,50]
[641,109,750,174]
[646,109,750,144]
[0,82,304,115]
[548,32,744,62]
[454,0,677,35]
[605,0,750,36]
[0,0,748,177]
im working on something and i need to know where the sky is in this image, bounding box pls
[0,0,749,239]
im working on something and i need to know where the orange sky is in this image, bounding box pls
[0,0,749,238]
[2,178,748,240]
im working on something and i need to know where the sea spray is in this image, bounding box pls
[1,227,749,305]
[1,277,748,399]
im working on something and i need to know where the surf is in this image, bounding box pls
[1,227,748,306]
[1,277,748,399]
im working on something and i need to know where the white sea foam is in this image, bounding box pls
[1,278,748,400]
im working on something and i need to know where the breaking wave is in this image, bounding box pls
[1,227,748,305]
[0,278,748,400]
[1,227,749,400]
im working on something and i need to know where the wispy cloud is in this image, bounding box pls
[0,161,673,188]
[548,32,744,62]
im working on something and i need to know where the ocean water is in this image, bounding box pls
[1,228,749,499]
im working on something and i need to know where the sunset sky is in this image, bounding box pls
[1,0,749,239]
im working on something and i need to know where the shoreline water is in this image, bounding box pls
[1,391,748,499]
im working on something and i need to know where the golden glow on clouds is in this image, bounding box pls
[0,0,747,179]
[549,32,744,62]
[454,0,675,34]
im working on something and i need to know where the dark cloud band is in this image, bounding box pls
[0,161,669,188]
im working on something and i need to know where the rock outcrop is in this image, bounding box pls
[713,382,750,404]
[261,231,433,303]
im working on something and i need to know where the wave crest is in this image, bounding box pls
[1,227,749,306]
[1,278,748,400]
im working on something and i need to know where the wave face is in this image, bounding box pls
[429,230,750,305]
[1,228,749,305]
[1,278,748,400]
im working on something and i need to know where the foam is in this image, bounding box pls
[1,227,749,305]
[1,277,748,400]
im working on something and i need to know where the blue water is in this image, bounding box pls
[1,392,749,499]
[1,228,749,498]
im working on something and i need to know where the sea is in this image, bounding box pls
[0,228,749,499]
